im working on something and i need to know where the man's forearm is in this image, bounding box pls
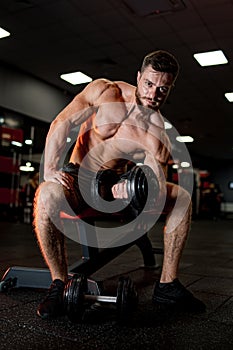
[44,118,72,178]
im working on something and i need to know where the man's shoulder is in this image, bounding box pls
[77,78,119,104]
[114,80,136,96]
[91,79,135,94]
[149,110,165,130]
[84,78,115,94]
[82,78,135,104]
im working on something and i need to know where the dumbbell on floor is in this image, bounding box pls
[63,274,138,322]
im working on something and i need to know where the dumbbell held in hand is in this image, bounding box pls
[93,165,159,212]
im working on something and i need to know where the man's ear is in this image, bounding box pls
[137,71,141,84]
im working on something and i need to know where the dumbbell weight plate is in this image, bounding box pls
[140,165,159,209]
[116,276,138,321]
[126,166,142,210]
[63,274,88,322]
[127,165,159,211]
[92,169,121,211]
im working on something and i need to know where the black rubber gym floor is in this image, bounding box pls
[0,218,233,349]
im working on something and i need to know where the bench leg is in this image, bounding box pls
[136,234,157,267]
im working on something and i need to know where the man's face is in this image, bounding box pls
[136,65,174,111]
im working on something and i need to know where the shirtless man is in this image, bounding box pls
[34,50,205,319]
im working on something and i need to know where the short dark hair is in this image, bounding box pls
[140,50,180,81]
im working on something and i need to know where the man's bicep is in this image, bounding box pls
[143,152,164,181]
[156,130,171,167]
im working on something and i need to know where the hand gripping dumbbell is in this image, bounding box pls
[124,165,159,211]
[63,274,138,322]
[92,165,159,212]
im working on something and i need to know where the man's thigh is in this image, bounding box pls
[62,163,92,215]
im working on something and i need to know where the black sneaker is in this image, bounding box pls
[37,279,65,319]
[153,278,206,313]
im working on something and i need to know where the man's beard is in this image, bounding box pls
[135,88,159,111]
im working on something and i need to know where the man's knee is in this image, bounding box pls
[167,182,191,204]
[35,181,65,211]
[164,183,192,219]
[178,185,192,205]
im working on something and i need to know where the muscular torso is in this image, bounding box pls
[69,81,170,175]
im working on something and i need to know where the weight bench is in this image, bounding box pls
[0,207,164,292]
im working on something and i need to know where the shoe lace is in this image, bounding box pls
[45,282,64,302]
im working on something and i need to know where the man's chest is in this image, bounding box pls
[114,119,161,150]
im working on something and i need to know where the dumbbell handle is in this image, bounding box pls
[84,294,117,303]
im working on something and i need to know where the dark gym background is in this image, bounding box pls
[0,1,233,349]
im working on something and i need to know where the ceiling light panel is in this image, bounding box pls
[60,72,92,85]
[193,50,228,67]
[225,92,233,102]
[176,136,194,143]
[0,27,10,39]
